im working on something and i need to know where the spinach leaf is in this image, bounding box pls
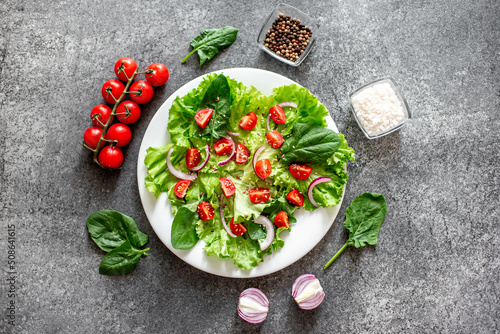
[247,220,266,240]
[263,197,297,225]
[87,210,149,252]
[171,207,199,249]
[182,26,239,66]
[324,193,387,269]
[99,240,149,276]
[199,74,231,139]
[281,123,341,165]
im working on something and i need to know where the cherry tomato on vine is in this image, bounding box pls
[195,108,213,129]
[98,145,123,169]
[269,105,286,124]
[239,112,257,131]
[90,104,113,128]
[129,80,153,104]
[289,164,312,180]
[83,126,106,150]
[174,180,191,199]
[255,159,272,179]
[287,189,304,207]
[266,130,284,148]
[219,177,236,197]
[235,143,249,164]
[230,218,247,236]
[197,202,214,221]
[248,188,270,204]
[274,211,290,228]
[145,63,169,86]
[214,138,233,156]
[116,101,141,124]
[114,58,137,82]
[186,148,201,169]
[106,123,132,147]
[101,79,125,104]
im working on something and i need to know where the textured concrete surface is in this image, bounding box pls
[0,0,499,333]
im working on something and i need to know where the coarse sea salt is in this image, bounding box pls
[351,82,405,137]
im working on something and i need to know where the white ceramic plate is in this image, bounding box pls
[137,68,344,278]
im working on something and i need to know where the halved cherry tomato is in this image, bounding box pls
[255,159,272,179]
[266,130,284,148]
[274,211,290,228]
[239,112,257,131]
[289,164,312,180]
[235,143,249,164]
[197,202,214,221]
[174,180,191,199]
[230,218,247,236]
[195,108,213,129]
[186,148,201,169]
[220,177,236,197]
[269,105,286,124]
[248,188,270,204]
[287,189,304,206]
[214,138,233,156]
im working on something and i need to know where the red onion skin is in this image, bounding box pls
[220,194,237,238]
[226,130,240,137]
[266,113,271,132]
[252,145,266,177]
[187,145,210,172]
[278,102,298,108]
[166,147,197,181]
[307,177,332,207]
[218,136,236,166]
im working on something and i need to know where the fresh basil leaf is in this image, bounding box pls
[182,26,239,66]
[98,240,149,276]
[281,123,341,165]
[199,74,231,139]
[87,210,148,252]
[171,207,199,249]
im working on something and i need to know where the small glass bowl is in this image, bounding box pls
[257,4,318,67]
[349,77,411,139]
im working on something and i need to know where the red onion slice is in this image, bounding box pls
[219,194,237,238]
[166,147,197,181]
[187,145,210,172]
[266,113,271,132]
[252,145,265,175]
[278,102,298,108]
[218,136,236,166]
[307,177,332,207]
[226,130,240,137]
[291,274,325,310]
[238,288,269,324]
[254,215,274,251]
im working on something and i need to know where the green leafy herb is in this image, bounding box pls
[171,207,199,249]
[182,26,239,66]
[200,74,231,139]
[324,193,387,269]
[99,240,149,275]
[247,220,266,240]
[281,123,341,165]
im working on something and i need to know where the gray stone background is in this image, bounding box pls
[0,0,498,333]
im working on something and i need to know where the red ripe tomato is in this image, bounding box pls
[274,211,290,228]
[145,63,169,86]
[129,80,153,104]
[90,104,113,128]
[174,180,191,199]
[83,126,105,150]
[195,108,213,129]
[214,138,233,156]
[186,148,201,169]
[239,112,257,131]
[197,202,214,221]
[287,189,304,206]
[116,101,141,124]
[266,130,284,148]
[230,218,247,236]
[255,159,272,178]
[219,177,236,197]
[101,79,125,104]
[289,164,312,180]
[106,123,132,147]
[269,105,286,124]
[98,146,123,169]
[235,143,249,164]
[248,188,270,204]
[114,58,138,81]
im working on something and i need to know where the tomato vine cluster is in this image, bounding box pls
[83,58,169,169]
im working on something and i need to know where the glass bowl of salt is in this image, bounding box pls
[349,77,410,139]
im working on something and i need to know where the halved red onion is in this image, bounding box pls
[254,215,274,251]
[238,288,269,324]
[166,147,197,181]
[226,130,240,137]
[278,102,298,108]
[266,113,271,132]
[219,194,237,238]
[291,274,325,310]
[307,177,332,207]
[187,145,210,172]
[218,136,236,166]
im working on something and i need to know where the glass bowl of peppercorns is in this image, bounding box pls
[257,4,317,67]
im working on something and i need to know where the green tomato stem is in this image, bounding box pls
[324,242,349,269]
[181,48,198,63]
